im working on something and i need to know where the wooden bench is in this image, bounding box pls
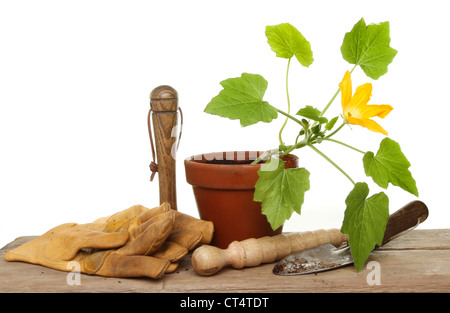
[1,229,449,293]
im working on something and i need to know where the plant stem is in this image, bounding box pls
[307,144,355,185]
[322,138,366,154]
[281,139,308,157]
[278,58,292,145]
[318,64,358,119]
[276,108,304,127]
[325,121,346,138]
[250,148,279,165]
[320,88,341,118]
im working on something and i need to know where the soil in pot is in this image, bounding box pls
[184,151,298,249]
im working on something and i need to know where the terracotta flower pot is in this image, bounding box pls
[184,151,299,248]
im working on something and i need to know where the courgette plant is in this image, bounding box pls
[204,18,418,270]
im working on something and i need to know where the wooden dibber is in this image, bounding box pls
[191,229,348,276]
[148,86,182,211]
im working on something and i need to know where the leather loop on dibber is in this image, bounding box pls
[148,86,182,211]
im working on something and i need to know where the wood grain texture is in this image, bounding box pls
[1,229,449,293]
[151,110,178,210]
[150,85,179,211]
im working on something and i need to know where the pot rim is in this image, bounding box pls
[184,150,297,165]
[184,150,298,190]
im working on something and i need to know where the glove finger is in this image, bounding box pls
[117,217,173,256]
[133,202,171,227]
[44,227,129,261]
[96,204,149,225]
[165,262,178,274]
[102,204,171,233]
[168,229,202,251]
[96,253,170,279]
[129,210,175,240]
[152,241,188,262]
[174,211,214,244]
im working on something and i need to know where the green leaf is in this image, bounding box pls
[254,157,310,230]
[266,23,314,67]
[341,182,389,271]
[363,137,418,196]
[341,18,398,79]
[296,105,328,124]
[204,73,278,127]
[325,116,339,131]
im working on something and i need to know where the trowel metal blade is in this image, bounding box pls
[273,243,354,275]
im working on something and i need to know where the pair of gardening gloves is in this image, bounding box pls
[4,203,214,279]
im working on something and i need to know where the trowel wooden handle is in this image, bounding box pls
[382,200,428,245]
[191,229,348,276]
[150,86,179,211]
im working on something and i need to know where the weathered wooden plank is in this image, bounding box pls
[1,229,449,293]
[162,249,450,293]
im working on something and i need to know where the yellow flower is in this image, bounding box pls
[339,71,393,135]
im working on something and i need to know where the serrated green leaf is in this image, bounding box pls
[363,137,418,196]
[254,157,310,230]
[341,182,389,271]
[341,18,398,79]
[296,105,328,124]
[204,73,278,127]
[266,23,314,67]
[325,116,339,131]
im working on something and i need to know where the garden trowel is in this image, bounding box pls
[273,200,428,275]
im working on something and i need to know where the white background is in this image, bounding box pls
[1,0,449,248]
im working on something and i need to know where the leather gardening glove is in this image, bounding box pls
[151,210,214,272]
[98,202,214,273]
[100,204,213,274]
[4,203,173,279]
[4,203,212,279]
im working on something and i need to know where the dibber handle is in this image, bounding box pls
[149,85,181,211]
